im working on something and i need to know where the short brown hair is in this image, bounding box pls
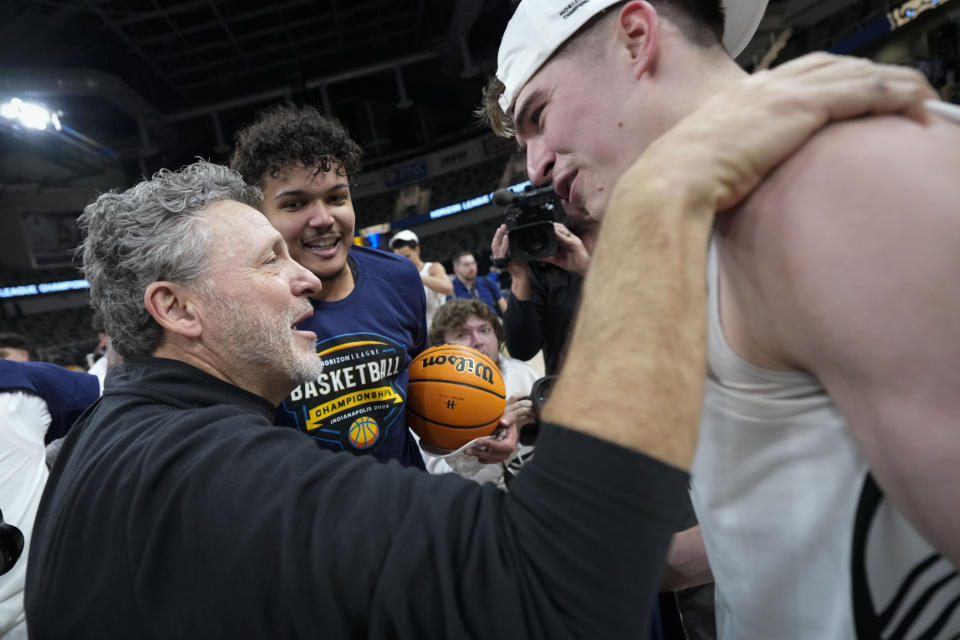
[478,0,724,137]
[452,250,475,267]
[428,298,505,352]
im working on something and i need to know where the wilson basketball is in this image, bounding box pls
[407,344,506,450]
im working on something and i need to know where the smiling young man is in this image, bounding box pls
[230,104,428,468]
[484,1,960,637]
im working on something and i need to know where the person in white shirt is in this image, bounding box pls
[419,298,540,488]
[0,360,98,638]
[388,229,452,329]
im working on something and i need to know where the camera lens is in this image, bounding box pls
[0,508,24,576]
[519,227,550,254]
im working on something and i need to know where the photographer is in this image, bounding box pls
[491,198,599,375]
[492,168,711,640]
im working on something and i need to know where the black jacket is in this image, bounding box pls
[26,356,686,639]
[503,263,583,375]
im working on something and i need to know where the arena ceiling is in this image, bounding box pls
[0,0,520,180]
[0,0,903,183]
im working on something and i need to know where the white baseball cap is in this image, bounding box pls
[496,0,770,113]
[388,229,419,248]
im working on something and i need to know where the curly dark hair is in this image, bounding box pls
[229,103,363,187]
[428,298,505,352]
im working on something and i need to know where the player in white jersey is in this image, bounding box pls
[390,229,452,328]
[696,243,960,637]
[482,0,960,636]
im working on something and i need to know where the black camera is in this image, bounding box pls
[0,508,24,576]
[493,184,561,263]
[520,375,558,446]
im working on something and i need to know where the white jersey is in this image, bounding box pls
[420,262,446,329]
[0,392,50,639]
[87,356,108,392]
[691,242,959,640]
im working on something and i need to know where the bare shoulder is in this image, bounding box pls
[741,113,958,231]
[716,113,960,368]
[727,112,960,279]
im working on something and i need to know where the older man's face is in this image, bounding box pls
[199,201,324,395]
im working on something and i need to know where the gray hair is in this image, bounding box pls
[79,161,262,357]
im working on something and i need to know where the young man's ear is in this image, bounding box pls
[616,1,660,79]
[144,282,204,339]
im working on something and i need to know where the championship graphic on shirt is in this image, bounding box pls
[279,332,406,454]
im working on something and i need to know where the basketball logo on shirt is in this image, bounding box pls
[348,415,379,449]
[280,332,407,454]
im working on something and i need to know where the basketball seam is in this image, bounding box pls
[408,378,505,399]
[428,344,496,356]
[407,406,500,430]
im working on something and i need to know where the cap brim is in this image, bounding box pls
[723,0,770,57]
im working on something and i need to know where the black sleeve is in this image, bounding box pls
[502,272,549,361]
[148,421,689,639]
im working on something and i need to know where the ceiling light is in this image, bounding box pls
[0,98,61,131]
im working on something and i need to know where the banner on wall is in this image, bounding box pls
[352,135,509,198]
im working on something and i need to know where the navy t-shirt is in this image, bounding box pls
[276,246,428,469]
[0,359,100,443]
